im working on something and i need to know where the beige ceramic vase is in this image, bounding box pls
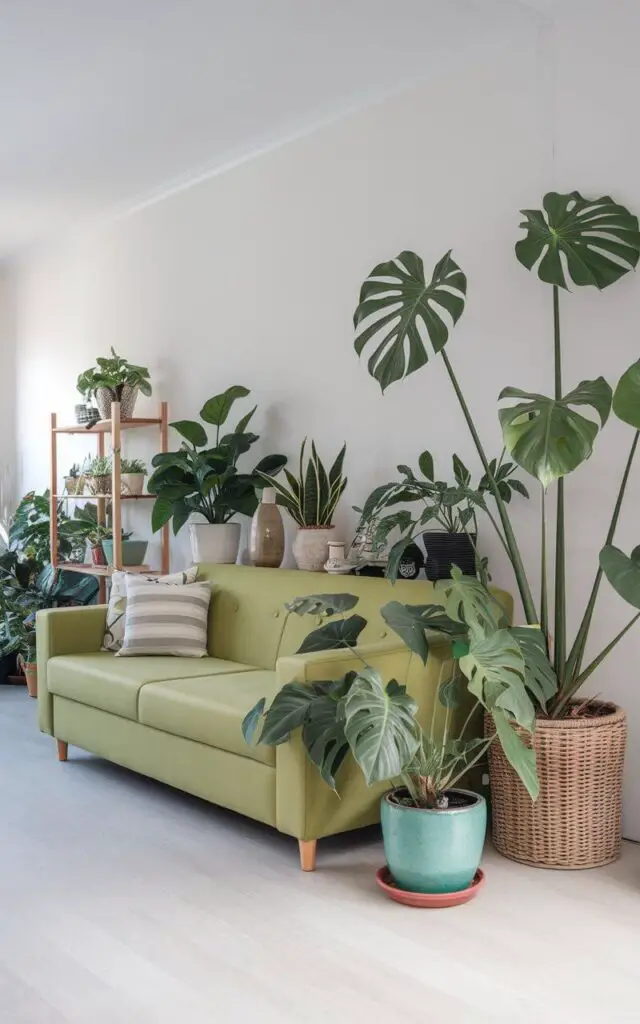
[292,526,335,572]
[249,488,285,568]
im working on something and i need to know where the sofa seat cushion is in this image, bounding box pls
[47,653,258,722]
[138,670,279,767]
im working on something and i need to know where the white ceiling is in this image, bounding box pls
[0,0,548,260]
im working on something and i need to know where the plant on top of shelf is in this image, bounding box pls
[147,385,287,564]
[257,439,347,571]
[76,348,152,420]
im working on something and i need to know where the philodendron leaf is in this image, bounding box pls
[599,544,640,609]
[200,386,251,427]
[171,419,208,447]
[251,681,334,746]
[510,626,557,709]
[418,450,435,481]
[491,708,539,801]
[498,379,612,488]
[515,191,640,290]
[353,250,467,392]
[302,696,350,790]
[286,594,359,617]
[460,628,533,731]
[241,697,266,744]
[436,566,507,640]
[344,669,419,785]
[380,601,465,665]
[297,614,367,654]
[613,359,640,429]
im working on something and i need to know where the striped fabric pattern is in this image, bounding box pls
[116,577,212,658]
[101,566,199,652]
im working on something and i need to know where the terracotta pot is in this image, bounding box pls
[24,663,38,698]
[292,526,334,571]
[249,489,284,568]
[486,702,627,869]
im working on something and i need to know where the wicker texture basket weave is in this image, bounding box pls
[486,703,626,869]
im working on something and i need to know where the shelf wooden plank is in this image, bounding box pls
[58,563,160,577]
[54,418,162,435]
[54,493,154,500]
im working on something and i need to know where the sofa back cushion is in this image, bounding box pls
[197,564,512,669]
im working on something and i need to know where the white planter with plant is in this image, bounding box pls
[147,385,286,564]
[258,439,347,572]
[120,458,147,496]
[76,348,152,421]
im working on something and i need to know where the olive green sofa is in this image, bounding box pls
[37,564,510,870]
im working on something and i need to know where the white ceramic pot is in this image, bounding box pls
[189,522,241,564]
[293,526,335,572]
[121,473,145,496]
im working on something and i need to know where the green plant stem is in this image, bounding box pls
[540,487,548,643]
[447,734,495,792]
[273,611,291,666]
[563,429,640,696]
[552,286,566,686]
[568,611,640,698]
[440,350,537,623]
[401,771,423,806]
[458,697,481,739]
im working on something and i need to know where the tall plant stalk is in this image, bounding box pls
[552,287,566,685]
[540,489,548,643]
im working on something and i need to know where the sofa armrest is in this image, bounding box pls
[37,605,108,735]
[274,639,455,840]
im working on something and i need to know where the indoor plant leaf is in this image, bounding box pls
[438,673,465,709]
[435,566,507,639]
[200,385,251,426]
[491,708,539,801]
[344,669,419,785]
[599,544,640,609]
[612,359,640,429]
[510,626,556,709]
[380,601,465,664]
[302,696,350,790]
[241,697,266,745]
[353,250,467,392]
[297,614,367,654]
[286,593,359,617]
[459,628,533,731]
[498,379,612,488]
[170,420,208,447]
[515,191,640,290]
[248,682,328,746]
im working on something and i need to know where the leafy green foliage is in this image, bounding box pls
[285,593,359,616]
[296,615,367,654]
[515,192,640,290]
[599,544,640,610]
[257,439,347,527]
[353,250,467,392]
[613,360,640,430]
[491,709,538,801]
[146,386,287,531]
[76,348,152,400]
[343,670,419,785]
[380,601,464,664]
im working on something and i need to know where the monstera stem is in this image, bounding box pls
[553,286,567,686]
[440,350,537,623]
[540,487,548,644]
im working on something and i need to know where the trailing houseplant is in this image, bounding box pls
[244,576,552,892]
[76,348,152,420]
[351,191,640,867]
[257,439,347,571]
[147,385,287,564]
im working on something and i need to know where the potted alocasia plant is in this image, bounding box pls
[351,192,640,869]
[147,385,287,564]
[257,439,347,571]
[77,348,152,420]
[244,574,552,896]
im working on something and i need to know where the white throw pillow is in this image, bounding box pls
[116,577,212,658]
[101,566,199,652]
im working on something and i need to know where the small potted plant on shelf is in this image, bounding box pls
[76,348,152,421]
[120,457,147,496]
[64,463,85,496]
[102,531,147,567]
[257,439,347,571]
[85,456,112,495]
[244,576,549,901]
[147,385,287,564]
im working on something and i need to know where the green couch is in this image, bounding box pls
[37,564,510,870]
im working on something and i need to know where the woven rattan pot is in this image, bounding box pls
[486,702,626,869]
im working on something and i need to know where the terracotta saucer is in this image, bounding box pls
[375,866,485,908]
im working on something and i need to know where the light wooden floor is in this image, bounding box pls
[2,687,639,1023]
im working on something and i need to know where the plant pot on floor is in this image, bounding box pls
[23,663,38,698]
[486,702,627,869]
[292,526,335,572]
[417,531,476,581]
[102,539,148,567]
[121,473,145,496]
[95,385,139,421]
[381,788,487,894]
[189,522,241,564]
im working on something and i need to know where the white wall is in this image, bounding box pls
[10,6,640,836]
[0,270,17,522]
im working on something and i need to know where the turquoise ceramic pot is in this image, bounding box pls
[102,539,148,567]
[381,788,487,894]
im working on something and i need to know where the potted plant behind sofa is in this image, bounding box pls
[351,195,640,869]
[76,348,152,421]
[257,439,347,571]
[358,451,528,582]
[120,457,147,496]
[244,575,552,898]
[147,385,287,564]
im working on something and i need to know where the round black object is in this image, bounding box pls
[397,542,424,580]
[418,531,476,581]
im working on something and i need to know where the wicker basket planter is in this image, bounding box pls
[486,702,627,869]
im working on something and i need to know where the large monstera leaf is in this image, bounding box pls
[343,668,419,785]
[498,379,612,488]
[353,250,467,392]
[613,359,640,429]
[459,628,533,731]
[516,192,640,290]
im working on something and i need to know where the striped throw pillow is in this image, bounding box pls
[116,577,212,658]
[101,566,198,652]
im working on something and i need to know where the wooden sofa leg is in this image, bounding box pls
[298,839,317,872]
[56,740,68,762]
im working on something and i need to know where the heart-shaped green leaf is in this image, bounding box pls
[200,386,251,426]
[344,669,419,785]
[599,544,640,609]
[515,191,640,290]
[297,614,367,654]
[613,359,640,429]
[170,419,208,447]
[353,250,467,392]
[499,379,612,488]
